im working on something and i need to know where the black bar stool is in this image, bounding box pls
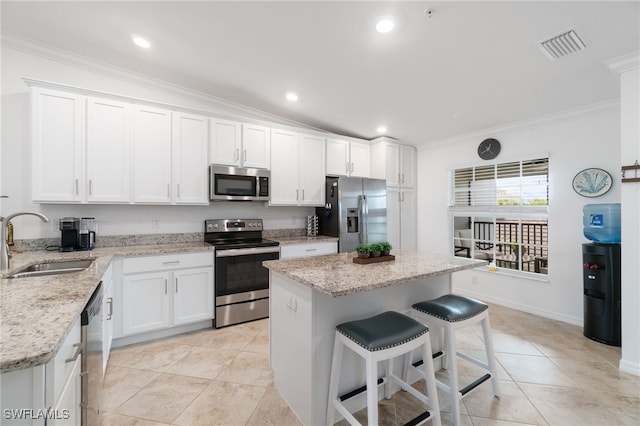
[326,311,441,426]
[407,294,501,426]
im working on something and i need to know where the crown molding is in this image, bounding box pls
[606,52,640,74]
[420,98,620,150]
[0,32,317,130]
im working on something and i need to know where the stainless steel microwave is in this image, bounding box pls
[209,165,270,201]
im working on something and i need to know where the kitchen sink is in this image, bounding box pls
[3,259,94,279]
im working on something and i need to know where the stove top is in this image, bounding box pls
[204,219,279,249]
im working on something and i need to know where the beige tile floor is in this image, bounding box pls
[103,303,640,426]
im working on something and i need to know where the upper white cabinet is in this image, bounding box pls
[371,138,416,188]
[270,128,325,206]
[31,87,85,202]
[326,138,370,177]
[210,118,270,169]
[86,97,133,203]
[172,112,209,204]
[133,105,173,203]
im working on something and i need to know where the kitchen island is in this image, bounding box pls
[264,250,485,426]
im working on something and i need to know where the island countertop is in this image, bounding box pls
[263,250,486,297]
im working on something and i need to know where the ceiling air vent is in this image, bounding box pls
[538,28,588,61]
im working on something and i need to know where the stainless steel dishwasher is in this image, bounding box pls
[81,282,103,426]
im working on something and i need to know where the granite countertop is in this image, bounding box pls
[0,242,214,373]
[268,235,338,245]
[263,250,487,297]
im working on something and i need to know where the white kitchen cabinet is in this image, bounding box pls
[387,187,417,251]
[270,128,325,206]
[86,97,133,203]
[120,252,214,337]
[1,318,82,426]
[31,87,85,203]
[370,138,416,188]
[210,118,270,169]
[172,112,209,204]
[326,138,370,177]
[133,105,172,203]
[280,240,338,259]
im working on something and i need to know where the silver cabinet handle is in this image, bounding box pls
[167,184,170,197]
[346,162,350,173]
[401,174,405,184]
[75,179,79,195]
[301,189,305,200]
[165,279,168,294]
[162,260,180,265]
[401,192,405,202]
[398,173,401,184]
[107,297,113,320]
[398,192,401,202]
[305,248,317,252]
[177,184,180,198]
[243,149,247,162]
[89,179,93,195]
[175,278,178,293]
[65,343,82,363]
[296,189,299,200]
[351,162,354,173]
[235,148,239,161]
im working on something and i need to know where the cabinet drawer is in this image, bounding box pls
[123,252,213,274]
[51,317,81,405]
[280,241,337,259]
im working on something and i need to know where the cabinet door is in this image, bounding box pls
[133,105,172,203]
[400,189,417,251]
[349,140,371,178]
[31,87,84,202]
[400,145,416,188]
[270,128,300,205]
[173,267,214,325]
[325,138,349,176]
[386,188,401,250]
[122,271,170,335]
[384,143,401,187]
[86,97,132,203]
[242,123,271,169]
[51,354,81,426]
[172,112,209,204]
[210,118,241,166]
[298,133,325,206]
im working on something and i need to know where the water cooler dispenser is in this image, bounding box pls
[582,204,621,346]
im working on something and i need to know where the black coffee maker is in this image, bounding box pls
[59,217,96,251]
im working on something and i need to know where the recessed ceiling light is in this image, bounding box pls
[376,19,395,34]
[286,92,299,102]
[131,35,151,49]
[376,126,388,134]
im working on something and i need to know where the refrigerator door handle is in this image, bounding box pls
[359,194,368,245]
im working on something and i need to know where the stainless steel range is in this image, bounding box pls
[204,219,279,328]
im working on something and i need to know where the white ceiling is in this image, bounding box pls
[2,1,639,146]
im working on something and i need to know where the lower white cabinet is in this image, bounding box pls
[280,240,338,259]
[1,318,82,426]
[120,252,214,337]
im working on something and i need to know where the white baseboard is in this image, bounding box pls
[619,358,640,377]
[454,288,583,326]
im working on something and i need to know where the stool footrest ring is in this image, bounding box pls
[339,378,384,402]
[460,373,492,396]
[411,351,444,368]
[403,409,432,426]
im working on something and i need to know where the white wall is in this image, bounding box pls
[417,104,621,325]
[615,58,640,376]
[0,44,315,239]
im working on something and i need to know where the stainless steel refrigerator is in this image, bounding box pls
[316,176,387,253]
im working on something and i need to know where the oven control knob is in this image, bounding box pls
[213,224,219,229]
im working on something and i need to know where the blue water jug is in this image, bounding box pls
[583,203,621,243]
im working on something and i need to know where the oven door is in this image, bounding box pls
[215,246,280,304]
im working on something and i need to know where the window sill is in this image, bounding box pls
[475,265,550,283]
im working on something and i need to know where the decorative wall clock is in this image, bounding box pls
[477,138,501,160]
[572,168,612,197]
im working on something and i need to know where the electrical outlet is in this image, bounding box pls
[151,217,160,228]
[471,275,478,285]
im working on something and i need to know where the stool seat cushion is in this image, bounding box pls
[336,311,428,351]
[412,294,488,322]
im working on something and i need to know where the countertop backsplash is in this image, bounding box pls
[11,228,308,252]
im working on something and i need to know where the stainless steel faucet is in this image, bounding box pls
[1,211,50,271]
